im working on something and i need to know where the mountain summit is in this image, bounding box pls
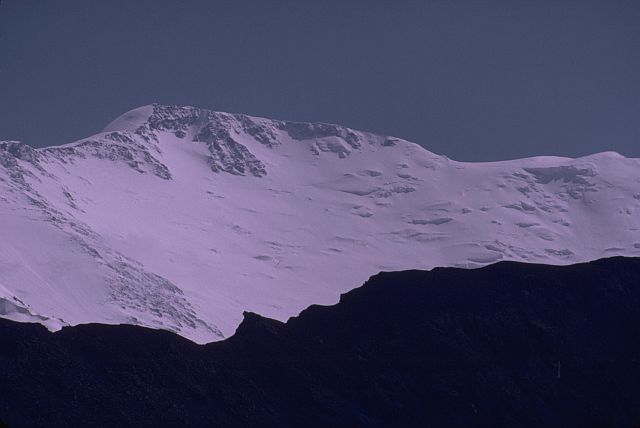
[1,104,639,342]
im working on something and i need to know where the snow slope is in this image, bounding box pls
[1,104,639,342]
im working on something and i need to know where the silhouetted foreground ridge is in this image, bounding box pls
[1,257,640,427]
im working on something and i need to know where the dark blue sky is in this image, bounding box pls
[1,0,638,161]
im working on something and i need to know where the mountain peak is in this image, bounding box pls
[94,103,420,178]
[102,103,406,153]
[0,104,639,343]
[102,104,156,133]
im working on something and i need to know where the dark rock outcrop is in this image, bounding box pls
[1,257,640,427]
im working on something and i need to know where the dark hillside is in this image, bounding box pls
[1,257,640,427]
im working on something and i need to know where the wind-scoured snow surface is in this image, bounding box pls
[1,104,639,342]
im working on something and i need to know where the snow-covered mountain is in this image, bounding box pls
[1,104,639,342]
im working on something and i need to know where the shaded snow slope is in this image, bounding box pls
[1,104,639,342]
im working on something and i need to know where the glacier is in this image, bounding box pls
[0,103,638,342]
